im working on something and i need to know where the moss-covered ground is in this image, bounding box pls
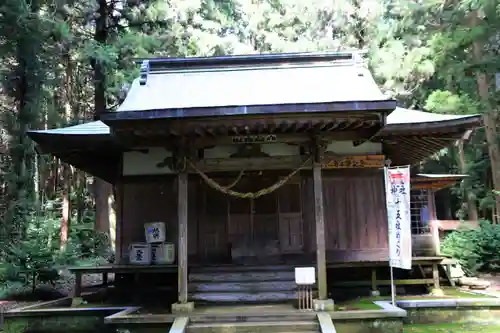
[403,323,500,333]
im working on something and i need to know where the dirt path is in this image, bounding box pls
[478,273,500,294]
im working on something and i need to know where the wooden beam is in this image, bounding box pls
[188,154,386,173]
[332,278,438,287]
[114,131,378,149]
[177,171,188,304]
[313,160,328,300]
[192,155,308,172]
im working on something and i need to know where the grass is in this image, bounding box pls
[334,287,494,311]
[404,323,500,333]
[373,286,492,301]
[335,299,382,311]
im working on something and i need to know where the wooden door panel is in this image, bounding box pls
[278,182,304,254]
[253,214,278,241]
[228,214,251,244]
[279,213,304,253]
[200,182,228,261]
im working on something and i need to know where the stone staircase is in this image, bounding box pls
[188,320,320,333]
[187,308,320,333]
[189,265,312,304]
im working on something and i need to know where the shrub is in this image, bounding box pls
[441,220,500,275]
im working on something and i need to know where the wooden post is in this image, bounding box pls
[178,171,188,304]
[74,272,82,297]
[427,190,440,256]
[432,263,440,289]
[371,268,379,296]
[313,162,327,300]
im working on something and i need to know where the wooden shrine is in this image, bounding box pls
[28,52,482,310]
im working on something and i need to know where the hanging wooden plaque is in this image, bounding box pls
[321,154,385,169]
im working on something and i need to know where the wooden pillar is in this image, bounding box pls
[313,162,327,300]
[371,268,378,293]
[432,263,440,289]
[178,171,188,304]
[427,190,440,256]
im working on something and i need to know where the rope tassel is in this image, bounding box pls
[187,156,312,199]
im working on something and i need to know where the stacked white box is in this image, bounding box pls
[144,222,166,244]
[151,243,175,264]
[129,243,152,265]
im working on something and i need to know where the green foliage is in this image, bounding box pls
[425,90,480,115]
[441,221,500,275]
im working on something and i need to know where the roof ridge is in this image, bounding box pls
[145,60,359,76]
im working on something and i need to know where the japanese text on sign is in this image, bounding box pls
[385,166,412,270]
[322,155,385,169]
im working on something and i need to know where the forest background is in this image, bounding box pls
[0,0,499,295]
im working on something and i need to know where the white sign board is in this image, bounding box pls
[295,267,316,285]
[384,166,412,270]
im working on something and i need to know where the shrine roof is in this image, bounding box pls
[412,174,468,191]
[100,51,395,122]
[381,107,481,134]
[28,108,480,137]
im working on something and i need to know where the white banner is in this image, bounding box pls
[384,166,412,270]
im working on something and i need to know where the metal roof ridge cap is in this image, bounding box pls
[132,51,356,66]
[144,61,359,75]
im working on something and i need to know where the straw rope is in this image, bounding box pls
[187,156,311,199]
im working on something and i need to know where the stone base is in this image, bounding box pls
[313,298,335,311]
[171,302,195,314]
[71,297,84,307]
[370,290,381,297]
[429,287,445,297]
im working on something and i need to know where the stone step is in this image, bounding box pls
[189,271,295,282]
[187,320,319,333]
[189,313,317,324]
[190,291,301,303]
[189,281,298,293]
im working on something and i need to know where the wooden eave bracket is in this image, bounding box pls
[352,112,387,147]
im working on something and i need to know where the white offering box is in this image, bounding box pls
[129,243,151,265]
[295,267,316,285]
[144,222,166,243]
[151,243,175,264]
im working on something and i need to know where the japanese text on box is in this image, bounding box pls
[385,166,412,270]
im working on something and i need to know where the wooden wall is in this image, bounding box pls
[305,170,389,262]
[118,170,389,264]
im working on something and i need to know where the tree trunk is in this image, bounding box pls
[60,49,73,251]
[94,180,112,234]
[457,139,479,220]
[60,163,71,250]
[469,11,500,222]
[93,0,111,235]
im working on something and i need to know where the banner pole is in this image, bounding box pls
[384,165,396,306]
[390,266,396,306]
